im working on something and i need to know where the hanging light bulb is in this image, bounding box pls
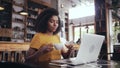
[19,6,28,16]
[0,0,4,10]
[61,4,64,8]
[70,20,74,25]
[20,10,28,15]
[85,25,89,29]
[0,5,4,10]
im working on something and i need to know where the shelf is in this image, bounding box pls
[27,17,36,20]
[0,0,49,42]
[12,17,25,24]
[28,0,48,9]
[12,12,25,16]
[13,2,24,7]
[27,25,34,27]
[28,8,38,13]
[12,21,25,24]
[24,0,49,42]
[0,28,12,37]
[12,38,24,40]
[27,31,36,34]
[13,30,24,32]
[10,0,26,42]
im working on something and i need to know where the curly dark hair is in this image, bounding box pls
[35,8,61,35]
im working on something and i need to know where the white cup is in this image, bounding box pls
[54,43,64,50]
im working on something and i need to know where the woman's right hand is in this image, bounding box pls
[25,44,54,64]
[38,43,54,54]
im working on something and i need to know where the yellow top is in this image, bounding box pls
[30,33,61,61]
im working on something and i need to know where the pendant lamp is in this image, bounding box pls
[20,6,28,16]
[0,0,4,10]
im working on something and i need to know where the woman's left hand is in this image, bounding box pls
[65,42,75,50]
[61,42,75,59]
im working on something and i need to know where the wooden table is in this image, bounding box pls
[23,59,120,68]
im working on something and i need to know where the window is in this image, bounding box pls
[69,3,95,19]
[74,25,95,42]
[74,27,80,42]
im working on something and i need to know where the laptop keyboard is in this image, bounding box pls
[51,57,76,64]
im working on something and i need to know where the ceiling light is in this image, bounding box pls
[19,6,28,16]
[72,3,76,7]
[0,1,4,10]
[0,6,4,10]
[61,4,64,8]
[20,10,28,15]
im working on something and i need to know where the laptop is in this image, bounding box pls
[50,34,105,66]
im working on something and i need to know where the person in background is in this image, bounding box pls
[117,33,120,43]
[76,38,81,45]
[25,8,75,65]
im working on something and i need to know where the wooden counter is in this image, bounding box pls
[0,42,30,62]
[0,42,30,51]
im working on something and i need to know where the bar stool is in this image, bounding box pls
[1,51,12,62]
[0,52,3,61]
[14,50,27,63]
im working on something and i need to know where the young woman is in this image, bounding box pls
[25,8,74,64]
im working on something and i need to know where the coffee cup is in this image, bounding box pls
[54,43,64,50]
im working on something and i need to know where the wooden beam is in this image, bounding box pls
[30,0,51,7]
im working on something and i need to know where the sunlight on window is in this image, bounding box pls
[88,25,95,33]
[69,4,95,19]
[74,27,80,42]
[74,25,95,42]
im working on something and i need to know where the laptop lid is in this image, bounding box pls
[50,34,105,65]
[70,34,105,65]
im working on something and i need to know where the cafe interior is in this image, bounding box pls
[0,0,120,67]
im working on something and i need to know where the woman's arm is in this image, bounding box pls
[25,44,54,63]
[25,48,43,63]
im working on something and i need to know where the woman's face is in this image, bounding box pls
[47,15,59,32]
